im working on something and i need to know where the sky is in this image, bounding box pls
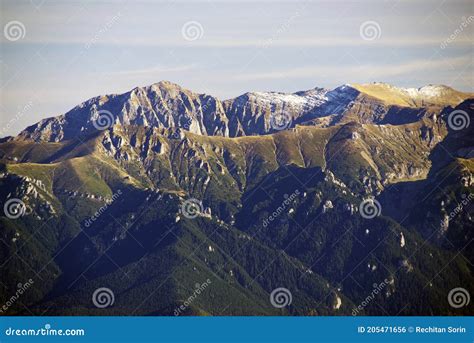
[0,0,473,137]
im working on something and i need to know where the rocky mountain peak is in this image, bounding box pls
[12,81,472,143]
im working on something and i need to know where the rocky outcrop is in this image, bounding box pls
[14,81,472,143]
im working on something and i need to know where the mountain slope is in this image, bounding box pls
[13,81,472,142]
[0,85,472,316]
[351,83,471,107]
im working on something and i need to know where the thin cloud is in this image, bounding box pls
[235,55,473,81]
[3,36,472,48]
[106,64,197,76]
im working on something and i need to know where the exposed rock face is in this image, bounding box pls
[1,85,473,317]
[14,81,472,142]
[400,232,406,248]
[0,173,56,219]
[322,200,334,213]
[17,81,230,142]
[332,293,342,310]
[222,87,330,136]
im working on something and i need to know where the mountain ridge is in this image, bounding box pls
[0,81,472,316]
[12,81,473,142]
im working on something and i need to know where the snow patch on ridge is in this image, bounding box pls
[245,88,330,111]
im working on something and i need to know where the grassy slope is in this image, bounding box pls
[352,83,473,107]
[1,118,471,315]
[1,120,444,204]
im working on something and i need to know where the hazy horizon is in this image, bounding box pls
[1,0,473,136]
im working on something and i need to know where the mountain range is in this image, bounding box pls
[0,81,473,316]
[15,81,470,141]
